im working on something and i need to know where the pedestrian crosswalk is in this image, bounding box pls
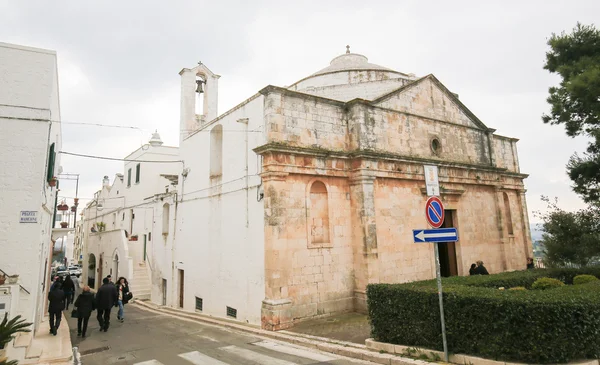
[133,340,338,365]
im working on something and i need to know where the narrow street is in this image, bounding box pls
[67,282,375,365]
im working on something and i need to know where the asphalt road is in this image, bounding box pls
[67,280,376,365]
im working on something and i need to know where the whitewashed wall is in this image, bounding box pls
[0,42,62,332]
[79,142,180,289]
[147,193,177,306]
[86,230,133,285]
[175,94,266,324]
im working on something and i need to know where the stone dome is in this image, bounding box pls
[311,52,396,76]
[288,47,410,93]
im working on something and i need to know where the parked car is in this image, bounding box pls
[56,266,69,278]
[68,265,81,277]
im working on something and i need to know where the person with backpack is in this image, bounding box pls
[74,285,96,338]
[116,277,130,322]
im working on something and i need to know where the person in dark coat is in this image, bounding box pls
[74,285,96,338]
[62,275,75,309]
[469,263,477,275]
[50,276,61,290]
[48,284,65,335]
[95,277,118,332]
[527,257,535,270]
[475,260,490,275]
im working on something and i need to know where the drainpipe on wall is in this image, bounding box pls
[52,180,59,228]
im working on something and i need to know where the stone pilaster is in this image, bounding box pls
[349,172,379,313]
[518,190,533,260]
[494,186,508,271]
[260,171,294,330]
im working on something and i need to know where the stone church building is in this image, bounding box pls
[174,47,532,330]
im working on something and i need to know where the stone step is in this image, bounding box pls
[25,342,42,359]
[14,332,32,348]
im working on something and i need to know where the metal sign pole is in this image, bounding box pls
[433,241,449,362]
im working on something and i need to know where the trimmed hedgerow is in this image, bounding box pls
[531,277,565,290]
[574,274,599,285]
[367,269,600,363]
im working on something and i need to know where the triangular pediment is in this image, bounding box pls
[372,75,488,130]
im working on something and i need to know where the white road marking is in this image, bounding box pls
[251,340,335,362]
[220,345,298,365]
[179,351,229,365]
[134,361,165,365]
[199,335,220,343]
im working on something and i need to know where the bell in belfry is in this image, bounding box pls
[195,79,204,94]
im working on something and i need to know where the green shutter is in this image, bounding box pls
[127,168,132,187]
[46,143,55,182]
[136,163,140,183]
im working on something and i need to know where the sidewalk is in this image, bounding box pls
[286,312,371,344]
[17,315,73,365]
[132,300,427,365]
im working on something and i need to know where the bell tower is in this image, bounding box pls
[179,61,220,143]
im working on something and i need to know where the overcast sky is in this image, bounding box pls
[2,0,597,225]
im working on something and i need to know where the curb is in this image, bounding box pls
[132,300,429,365]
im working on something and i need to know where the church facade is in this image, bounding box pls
[175,48,532,330]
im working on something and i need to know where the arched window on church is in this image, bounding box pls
[162,203,170,236]
[309,181,330,246]
[503,192,514,235]
[210,124,223,179]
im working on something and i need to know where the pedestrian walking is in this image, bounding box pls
[474,260,490,275]
[47,283,65,335]
[526,257,535,270]
[116,277,130,322]
[62,275,75,309]
[95,277,118,332]
[74,285,96,338]
[50,276,61,290]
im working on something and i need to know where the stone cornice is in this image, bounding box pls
[420,188,465,196]
[260,171,289,182]
[259,85,346,107]
[254,142,530,179]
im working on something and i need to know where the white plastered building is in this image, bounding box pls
[0,42,64,361]
[79,133,179,301]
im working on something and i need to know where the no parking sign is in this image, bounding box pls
[425,196,444,228]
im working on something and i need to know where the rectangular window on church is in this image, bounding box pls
[127,168,132,187]
[135,163,141,184]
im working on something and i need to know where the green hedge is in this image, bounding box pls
[531,277,565,290]
[367,269,600,363]
[574,274,599,285]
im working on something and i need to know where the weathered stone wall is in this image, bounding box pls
[493,136,519,173]
[375,77,479,129]
[262,171,354,328]
[351,106,492,165]
[292,77,410,102]
[257,73,531,328]
[264,90,348,151]
[290,69,407,91]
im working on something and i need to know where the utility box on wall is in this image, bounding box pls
[0,286,13,318]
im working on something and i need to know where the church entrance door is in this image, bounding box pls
[438,210,458,277]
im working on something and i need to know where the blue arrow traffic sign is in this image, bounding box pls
[413,228,458,243]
